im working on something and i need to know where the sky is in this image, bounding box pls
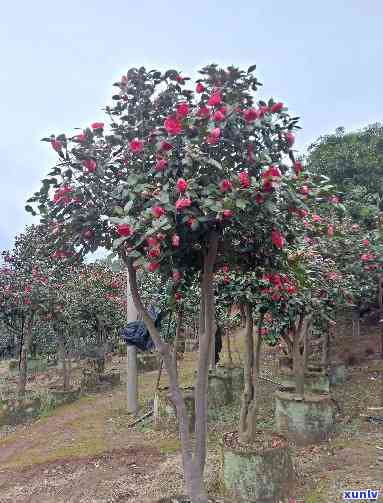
[1,0,382,250]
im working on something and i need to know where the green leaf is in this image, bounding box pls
[235,199,247,210]
[247,64,257,73]
[113,236,128,249]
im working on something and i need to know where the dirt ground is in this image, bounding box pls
[0,328,382,503]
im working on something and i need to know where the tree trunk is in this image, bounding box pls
[321,326,330,367]
[293,315,312,398]
[173,309,183,378]
[226,328,233,365]
[57,329,70,391]
[239,307,264,444]
[239,303,254,443]
[239,303,246,327]
[126,259,197,500]
[18,314,34,396]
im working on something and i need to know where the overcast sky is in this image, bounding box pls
[1,0,382,250]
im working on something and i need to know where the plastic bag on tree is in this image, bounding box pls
[120,305,161,351]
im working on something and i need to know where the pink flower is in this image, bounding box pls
[196,82,205,93]
[175,198,192,210]
[83,229,94,240]
[312,214,321,223]
[147,262,160,273]
[362,239,370,246]
[258,105,269,117]
[222,265,230,273]
[243,108,259,122]
[159,141,173,151]
[207,88,222,106]
[147,237,158,247]
[294,160,303,175]
[327,224,334,237]
[187,217,197,228]
[51,139,62,152]
[197,106,210,119]
[130,138,144,153]
[152,206,166,219]
[177,178,188,193]
[300,185,310,196]
[330,195,340,204]
[286,132,295,146]
[206,127,221,144]
[91,122,104,130]
[271,102,284,113]
[117,224,133,237]
[172,234,180,247]
[220,179,232,192]
[83,159,97,173]
[272,229,285,249]
[239,171,250,188]
[175,291,182,302]
[155,159,168,172]
[164,116,182,135]
[176,102,189,118]
[223,209,234,218]
[213,108,226,122]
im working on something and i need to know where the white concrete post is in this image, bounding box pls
[126,269,139,415]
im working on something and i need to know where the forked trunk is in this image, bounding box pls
[125,231,218,503]
[239,306,264,444]
[18,314,34,396]
[293,314,312,398]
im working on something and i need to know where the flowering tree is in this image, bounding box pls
[0,225,69,394]
[31,63,321,502]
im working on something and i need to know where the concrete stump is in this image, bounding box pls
[275,390,335,445]
[221,433,294,502]
[329,361,348,385]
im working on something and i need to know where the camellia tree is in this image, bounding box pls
[0,225,71,395]
[31,63,327,502]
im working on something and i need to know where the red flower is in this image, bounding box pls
[175,198,192,210]
[330,195,340,204]
[130,138,144,153]
[148,246,161,259]
[255,193,264,204]
[327,224,334,237]
[223,276,230,284]
[172,270,182,283]
[262,165,281,191]
[300,185,310,196]
[147,262,160,272]
[222,264,230,273]
[239,171,250,188]
[177,178,188,193]
[117,223,134,237]
[220,179,232,192]
[187,217,197,228]
[312,214,321,223]
[175,291,182,302]
[159,141,173,151]
[213,108,226,122]
[196,82,205,93]
[91,122,104,130]
[51,139,62,152]
[155,159,168,172]
[362,239,370,246]
[258,105,269,117]
[272,229,285,249]
[175,74,185,83]
[286,132,295,146]
[152,206,166,218]
[294,160,303,175]
[197,106,210,119]
[176,102,189,118]
[83,159,97,173]
[271,293,282,302]
[243,108,259,122]
[172,234,180,247]
[223,209,234,218]
[271,102,284,113]
[74,133,86,143]
[207,88,222,106]
[206,127,221,144]
[164,116,182,135]
[157,233,166,241]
